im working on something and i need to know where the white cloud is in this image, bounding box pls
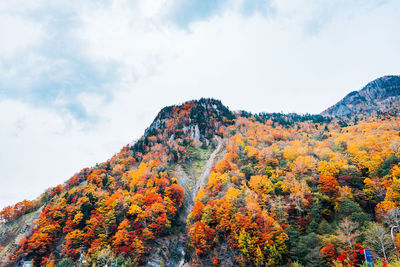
[0,100,82,206]
[0,14,45,59]
[75,1,182,83]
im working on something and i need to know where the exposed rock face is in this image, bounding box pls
[321,75,400,118]
[145,98,235,141]
[0,207,43,261]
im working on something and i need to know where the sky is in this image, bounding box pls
[0,0,399,208]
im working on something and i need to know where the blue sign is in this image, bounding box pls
[364,249,373,267]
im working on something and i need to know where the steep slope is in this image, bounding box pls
[322,75,400,118]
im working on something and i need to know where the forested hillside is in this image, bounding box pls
[1,95,400,266]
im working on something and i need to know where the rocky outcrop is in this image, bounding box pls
[145,98,235,140]
[0,207,43,262]
[321,75,400,118]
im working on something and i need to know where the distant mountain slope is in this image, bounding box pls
[321,75,400,118]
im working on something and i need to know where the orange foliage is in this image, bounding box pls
[318,175,338,197]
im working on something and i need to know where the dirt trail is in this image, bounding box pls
[195,136,223,195]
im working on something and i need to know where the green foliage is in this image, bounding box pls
[239,164,254,180]
[290,233,320,264]
[377,154,400,177]
[185,144,214,177]
[336,199,371,227]
[318,219,334,235]
[56,257,74,267]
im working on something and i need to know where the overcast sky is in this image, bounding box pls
[0,0,399,208]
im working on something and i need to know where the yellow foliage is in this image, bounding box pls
[274,181,291,194]
[207,172,229,190]
[246,196,261,215]
[65,229,84,244]
[195,188,205,202]
[128,204,143,217]
[317,160,342,176]
[283,146,299,161]
[338,186,353,199]
[392,165,400,178]
[225,186,241,202]
[231,176,239,183]
[385,177,400,204]
[231,133,245,148]
[248,175,273,198]
[375,200,396,218]
[123,162,151,190]
[291,155,316,175]
[72,211,83,225]
[245,146,259,159]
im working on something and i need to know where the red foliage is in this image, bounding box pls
[321,243,336,263]
[189,221,216,256]
[0,200,35,223]
[165,184,185,205]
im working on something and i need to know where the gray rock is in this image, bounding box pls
[321,75,400,118]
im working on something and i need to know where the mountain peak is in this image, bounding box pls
[359,75,400,100]
[129,98,235,159]
[145,98,235,137]
[321,75,400,118]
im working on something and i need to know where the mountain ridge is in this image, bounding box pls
[321,75,400,118]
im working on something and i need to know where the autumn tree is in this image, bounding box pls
[320,243,336,263]
[364,223,394,261]
[318,175,338,197]
[336,218,361,251]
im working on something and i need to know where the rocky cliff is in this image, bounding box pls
[321,75,400,118]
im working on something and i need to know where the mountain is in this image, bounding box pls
[1,85,400,266]
[0,98,236,266]
[321,75,400,118]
